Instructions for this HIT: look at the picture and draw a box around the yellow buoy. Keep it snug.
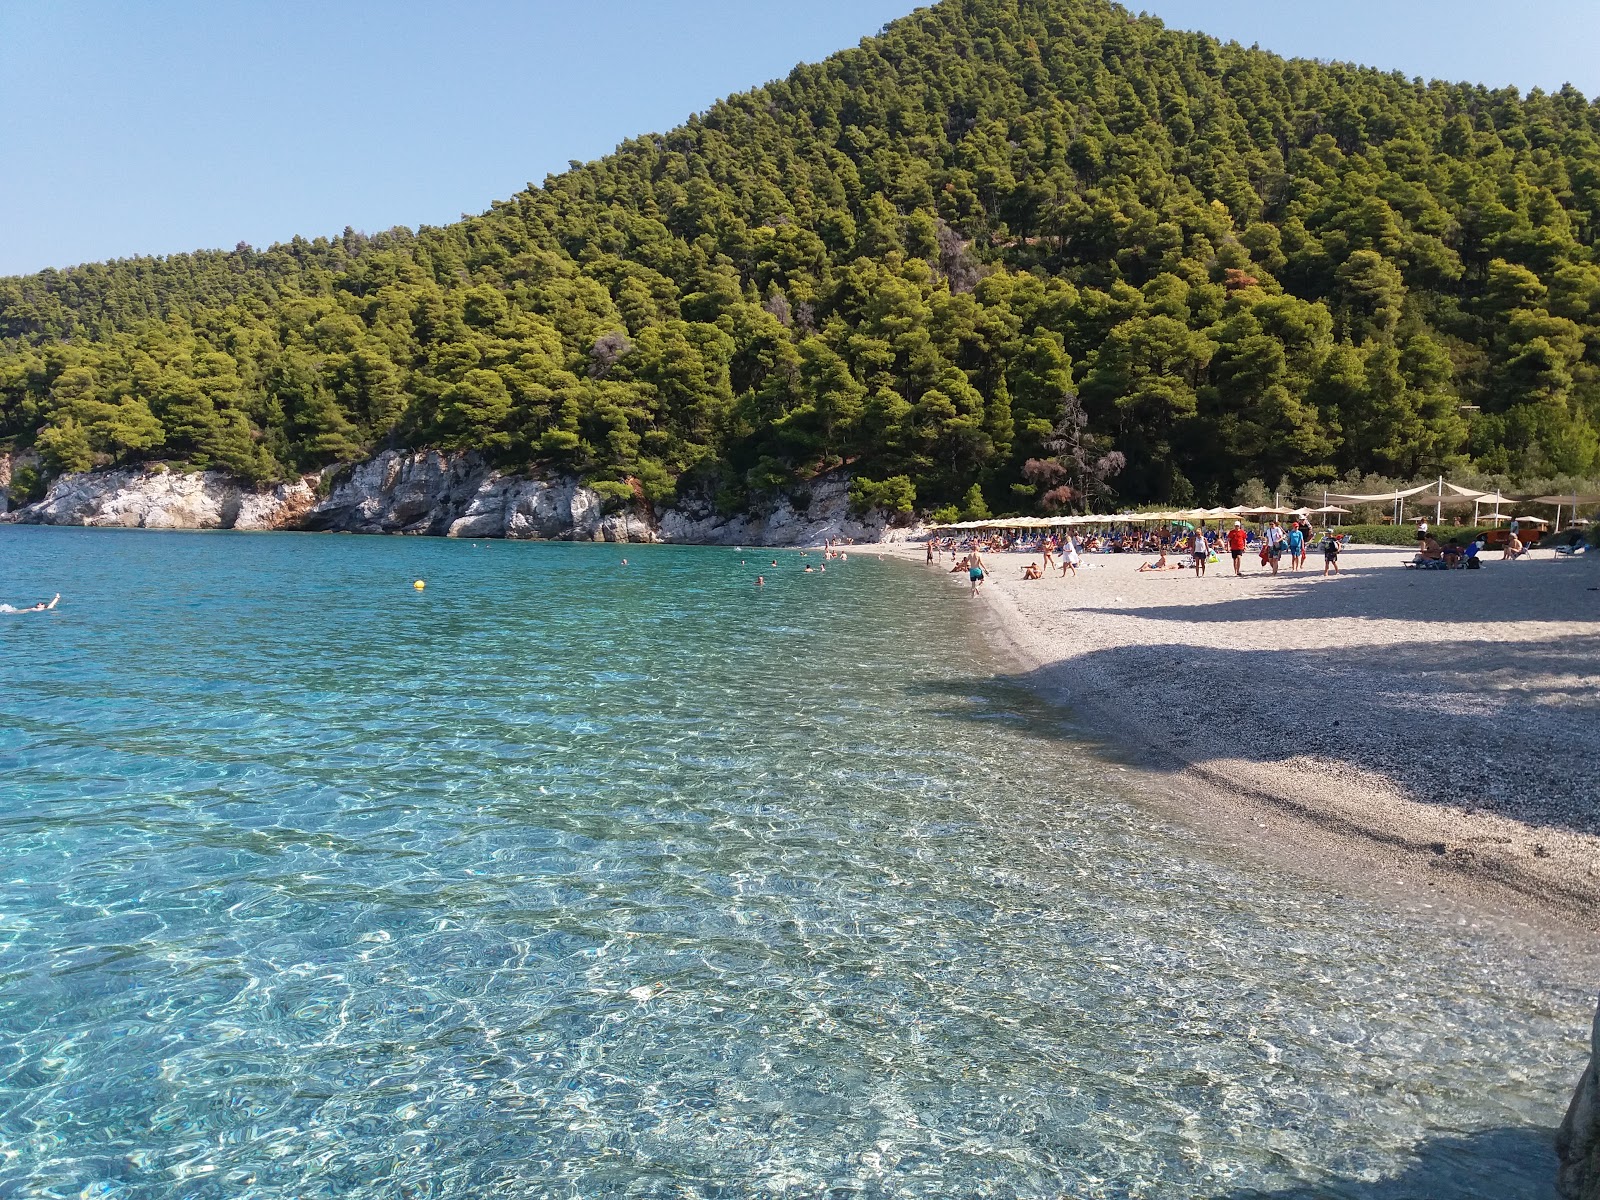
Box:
[413,579,425,590]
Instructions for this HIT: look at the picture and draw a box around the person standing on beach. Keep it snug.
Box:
[1321,533,1341,575]
[1040,537,1057,573]
[1191,529,1209,577]
[1286,522,1305,572]
[1226,522,1248,575]
[1060,534,1080,578]
[926,540,935,565]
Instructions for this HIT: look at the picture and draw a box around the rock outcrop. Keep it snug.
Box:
[3,449,915,545]
[1559,1000,1600,1199]
[9,465,317,530]
[300,449,656,542]
[657,472,892,546]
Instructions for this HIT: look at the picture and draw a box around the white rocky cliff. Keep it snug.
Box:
[3,449,909,545]
[7,465,318,530]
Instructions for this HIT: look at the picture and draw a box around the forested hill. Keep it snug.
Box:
[4,0,1599,518]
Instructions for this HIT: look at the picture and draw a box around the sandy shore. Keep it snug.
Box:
[869,540,1600,926]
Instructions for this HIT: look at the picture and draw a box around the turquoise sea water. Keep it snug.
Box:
[0,526,1592,1200]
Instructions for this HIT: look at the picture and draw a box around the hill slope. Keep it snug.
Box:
[3,0,1599,516]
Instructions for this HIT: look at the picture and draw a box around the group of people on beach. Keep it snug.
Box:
[938,516,1348,592]
[1181,518,1343,577]
[1408,517,1531,569]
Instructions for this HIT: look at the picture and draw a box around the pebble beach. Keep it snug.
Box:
[875,540,1600,926]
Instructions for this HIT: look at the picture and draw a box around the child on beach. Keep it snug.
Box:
[1321,534,1341,575]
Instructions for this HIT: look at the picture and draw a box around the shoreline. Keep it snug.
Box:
[865,541,1600,935]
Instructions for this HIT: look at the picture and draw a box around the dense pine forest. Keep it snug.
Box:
[3,0,1599,519]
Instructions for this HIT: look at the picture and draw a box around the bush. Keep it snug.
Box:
[1339,523,1499,546]
[587,479,636,509]
[6,464,44,505]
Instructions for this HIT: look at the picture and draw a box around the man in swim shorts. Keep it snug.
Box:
[1226,522,1248,575]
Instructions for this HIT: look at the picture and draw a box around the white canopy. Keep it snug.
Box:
[1324,483,1437,503]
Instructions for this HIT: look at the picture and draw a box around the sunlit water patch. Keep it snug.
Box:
[0,527,1590,1199]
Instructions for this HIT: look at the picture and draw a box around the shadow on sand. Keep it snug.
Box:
[1069,551,1599,628]
[921,627,1600,843]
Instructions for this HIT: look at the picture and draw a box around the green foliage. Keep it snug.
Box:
[1340,523,1499,546]
[849,475,917,515]
[960,483,991,521]
[3,0,1600,513]
[5,463,44,504]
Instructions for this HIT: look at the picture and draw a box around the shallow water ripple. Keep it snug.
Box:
[0,528,1590,1199]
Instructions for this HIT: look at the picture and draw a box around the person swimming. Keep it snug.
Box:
[0,593,59,613]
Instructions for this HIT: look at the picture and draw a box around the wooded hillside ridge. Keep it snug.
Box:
[3,0,1599,523]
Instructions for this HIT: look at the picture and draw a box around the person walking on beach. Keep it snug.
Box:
[1265,520,1285,576]
[1226,522,1248,575]
[1321,533,1341,575]
[1060,534,1080,578]
[967,548,989,596]
[1191,529,1209,577]
[1040,537,1057,573]
[1286,522,1305,572]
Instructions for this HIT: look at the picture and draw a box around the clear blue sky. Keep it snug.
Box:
[2,1,1596,277]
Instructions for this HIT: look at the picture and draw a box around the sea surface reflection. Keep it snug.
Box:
[0,527,1588,1198]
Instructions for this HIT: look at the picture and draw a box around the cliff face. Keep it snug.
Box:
[8,465,317,530]
[2,450,905,545]
[1560,1000,1600,1200]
